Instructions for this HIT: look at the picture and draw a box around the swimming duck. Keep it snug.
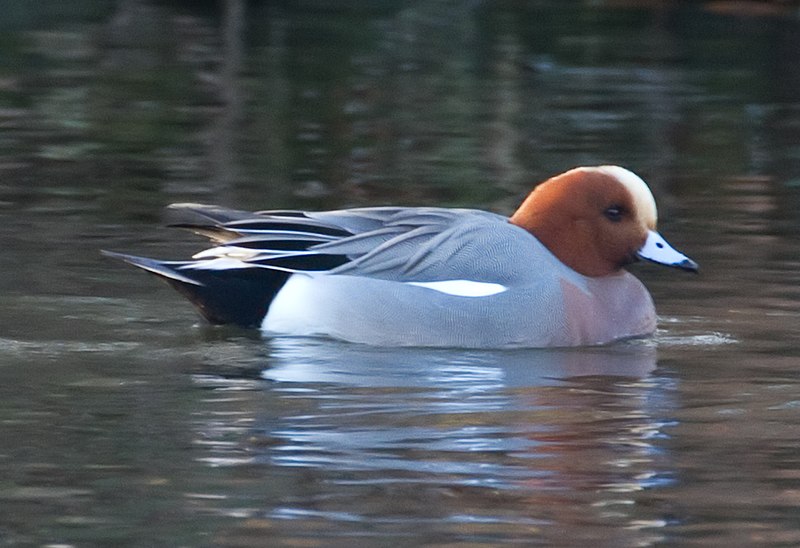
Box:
[104,165,697,348]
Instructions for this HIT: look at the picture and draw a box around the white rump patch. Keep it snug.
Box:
[407,280,508,297]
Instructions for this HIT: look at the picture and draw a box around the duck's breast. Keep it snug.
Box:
[558,271,656,346]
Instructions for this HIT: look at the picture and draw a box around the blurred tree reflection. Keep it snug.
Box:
[0,0,797,217]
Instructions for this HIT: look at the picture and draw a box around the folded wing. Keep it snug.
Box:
[104,203,524,327]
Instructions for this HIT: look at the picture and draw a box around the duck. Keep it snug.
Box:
[104,165,697,348]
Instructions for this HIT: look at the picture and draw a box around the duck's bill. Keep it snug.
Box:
[637,230,699,272]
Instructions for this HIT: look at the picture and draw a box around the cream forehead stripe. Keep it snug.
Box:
[595,165,658,228]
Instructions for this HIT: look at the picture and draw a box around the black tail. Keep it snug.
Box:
[102,251,290,327]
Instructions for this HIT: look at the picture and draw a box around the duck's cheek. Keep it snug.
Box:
[592,228,638,272]
[618,248,642,268]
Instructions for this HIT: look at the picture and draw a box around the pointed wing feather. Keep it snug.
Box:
[149,204,520,284]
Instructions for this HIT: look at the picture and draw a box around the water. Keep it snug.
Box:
[2,1,800,546]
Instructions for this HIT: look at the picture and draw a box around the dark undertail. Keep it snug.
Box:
[102,251,290,327]
[162,267,291,327]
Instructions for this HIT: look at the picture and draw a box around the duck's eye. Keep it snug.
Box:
[604,206,624,222]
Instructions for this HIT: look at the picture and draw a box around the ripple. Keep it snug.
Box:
[654,331,738,347]
[0,337,143,359]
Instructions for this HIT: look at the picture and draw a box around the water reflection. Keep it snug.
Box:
[190,339,677,544]
[262,337,658,385]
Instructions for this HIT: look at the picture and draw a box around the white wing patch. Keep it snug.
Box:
[407,280,508,297]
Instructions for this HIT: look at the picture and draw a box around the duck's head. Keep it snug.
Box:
[510,165,698,277]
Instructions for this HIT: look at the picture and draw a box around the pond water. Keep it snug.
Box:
[2,1,800,546]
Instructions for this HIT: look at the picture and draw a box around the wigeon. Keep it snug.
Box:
[105,165,697,348]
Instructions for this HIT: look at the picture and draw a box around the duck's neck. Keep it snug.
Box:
[509,188,621,278]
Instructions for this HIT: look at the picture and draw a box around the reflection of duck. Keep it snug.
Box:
[192,339,670,545]
[106,166,696,348]
[257,338,660,478]
[262,337,658,387]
